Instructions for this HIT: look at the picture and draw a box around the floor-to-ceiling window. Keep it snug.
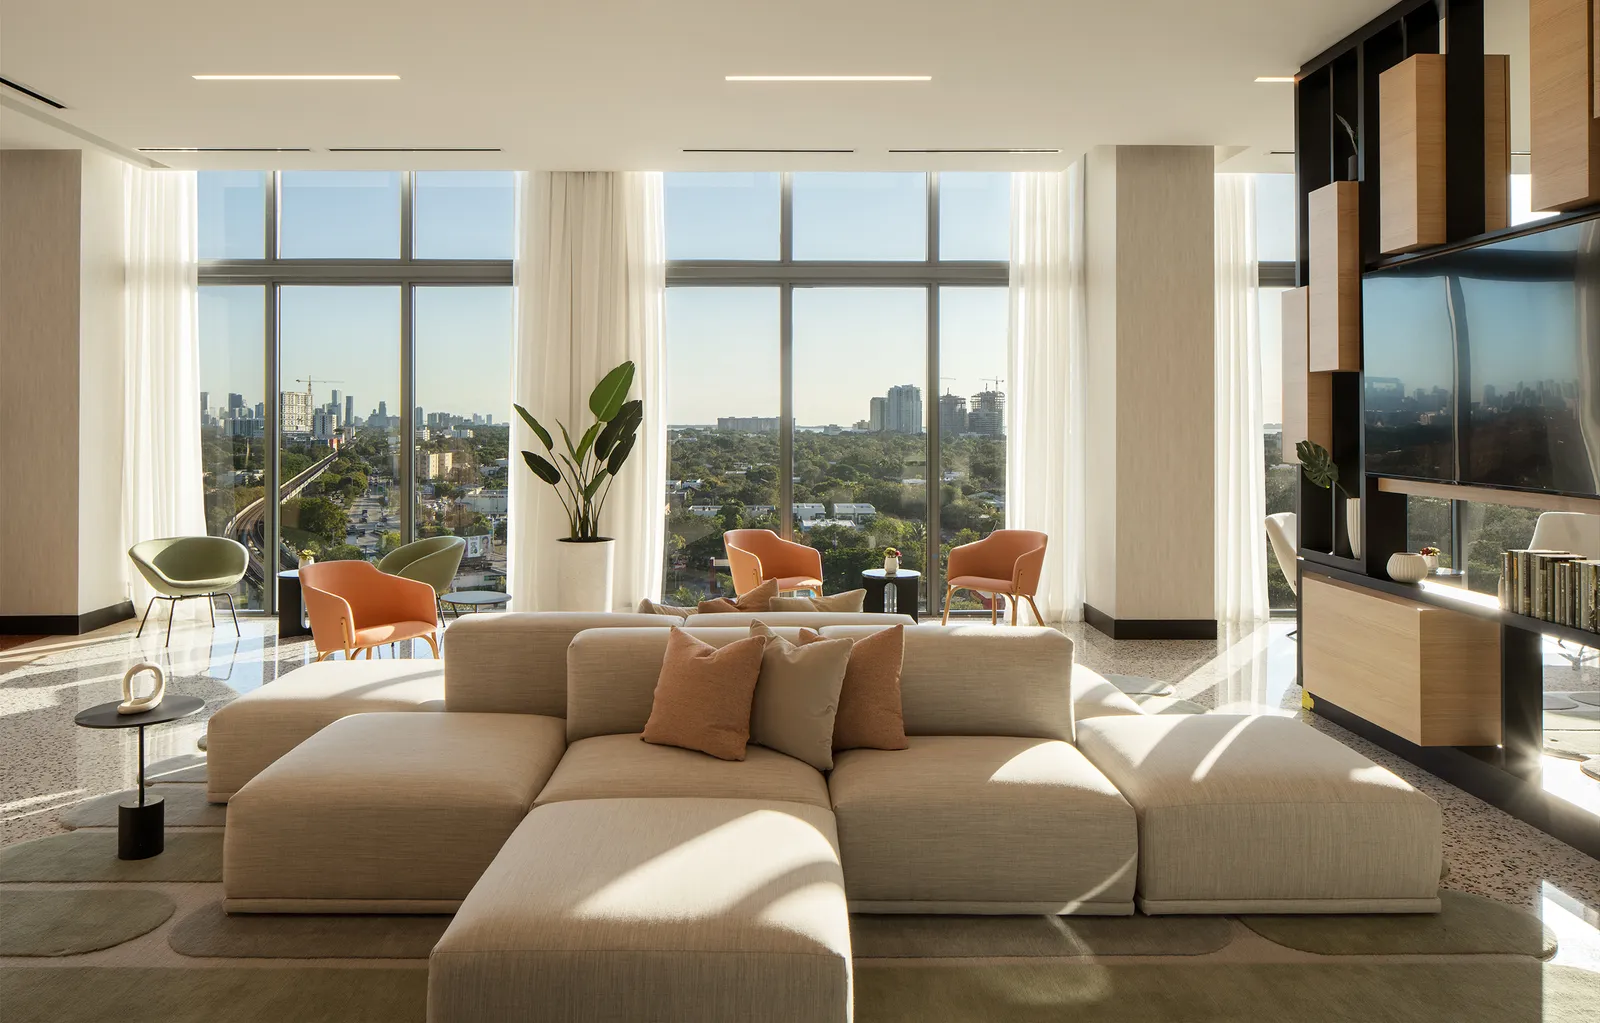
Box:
[196,170,514,613]
[662,172,1009,615]
[1257,173,1301,611]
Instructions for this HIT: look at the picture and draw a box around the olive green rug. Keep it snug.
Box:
[145,754,208,785]
[1546,730,1600,757]
[1241,890,1558,958]
[1127,694,1208,715]
[168,901,449,959]
[0,966,427,1023]
[0,831,223,883]
[853,961,1600,1022]
[59,786,226,829]
[0,890,174,956]
[850,913,1232,958]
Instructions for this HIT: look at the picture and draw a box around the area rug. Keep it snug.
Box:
[0,890,174,956]
[0,831,222,883]
[852,961,1600,1022]
[850,913,1231,958]
[1104,674,1174,696]
[59,787,225,829]
[1240,890,1557,958]
[1127,694,1208,715]
[0,965,427,1023]
[168,901,449,959]
[1546,731,1600,758]
[146,754,208,785]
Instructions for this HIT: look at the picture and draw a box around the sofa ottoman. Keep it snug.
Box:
[206,659,444,801]
[224,712,564,913]
[429,797,851,1023]
[1075,714,1443,914]
[828,735,1137,915]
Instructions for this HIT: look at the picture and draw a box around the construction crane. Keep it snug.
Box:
[292,377,346,402]
[981,376,1006,393]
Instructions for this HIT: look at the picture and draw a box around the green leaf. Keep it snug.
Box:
[606,432,637,476]
[575,421,601,464]
[559,422,579,462]
[588,362,636,422]
[583,474,606,500]
[514,404,553,451]
[521,450,561,486]
[1295,440,1339,490]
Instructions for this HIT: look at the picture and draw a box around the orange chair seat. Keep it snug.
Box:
[776,576,823,593]
[353,621,438,647]
[948,574,1019,594]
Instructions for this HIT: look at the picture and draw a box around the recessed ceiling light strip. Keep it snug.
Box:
[1254,76,1296,83]
[138,147,314,152]
[725,75,930,82]
[328,147,502,152]
[0,75,66,109]
[683,148,856,154]
[888,148,1060,154]
[192,74,400,81]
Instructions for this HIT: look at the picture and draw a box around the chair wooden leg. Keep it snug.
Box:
[424,632,441,659]
[1024,595,1043,626]
[364,646,374,659]
[990,597,998,625]
[315,650,331,663]
[1010,595,1019,626]
[941,586,955,625]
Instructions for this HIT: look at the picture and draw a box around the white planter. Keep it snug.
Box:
[553,538,615,612]
[1386,552,1429,584]
[883,556,899,575]
[1345,497,1362,559]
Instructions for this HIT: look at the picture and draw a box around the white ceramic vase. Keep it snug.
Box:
[1386,552,1429,584]
[553,537,615,612]
[298,555,314,569]
[1346,497,1362,559]
[884,556,899,575]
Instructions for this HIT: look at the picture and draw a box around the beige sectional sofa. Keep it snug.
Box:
[215,612,1443,1023]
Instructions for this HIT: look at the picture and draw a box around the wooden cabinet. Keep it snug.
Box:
[1380,55,1446,254]
[1532,0,1600,211]
[1301,573,1503,746]
[1280,287,1332,460]
[1309,181,1360,371]
[1485,54,1512,232]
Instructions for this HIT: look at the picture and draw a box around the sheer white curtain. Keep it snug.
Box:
[1214,173,1268,622]
[121,166,205,606]
[509,172,666,610]
[1006,166,1088,622]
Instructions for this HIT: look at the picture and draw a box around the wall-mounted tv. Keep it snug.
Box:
[1363,217,1600,499]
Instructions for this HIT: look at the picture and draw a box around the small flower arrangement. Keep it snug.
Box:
[1418,546,1441,571]
[297,548,316,567]
[884,547,901,559]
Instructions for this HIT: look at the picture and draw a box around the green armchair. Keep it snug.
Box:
[128,536,250,647]
[378,536,467,604]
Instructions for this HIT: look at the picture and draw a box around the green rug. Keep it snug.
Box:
[0,966,427,1023]
[0,890,174,956]
[1546,730,1600,757]
[60,787,225,829]
[168,901,449,959]
[1241,890,1558,958]
[0,831,222,883]
[853,961,1600,1022]
[146,754,208,785]
[850,913,1231,958]
[1128,694,1208,715]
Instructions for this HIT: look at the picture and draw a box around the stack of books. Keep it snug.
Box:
[1501,549,1600,630]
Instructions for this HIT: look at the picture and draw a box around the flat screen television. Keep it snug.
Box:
[1363,217,1600,498]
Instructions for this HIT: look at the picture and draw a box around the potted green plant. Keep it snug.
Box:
[1296,440,1360,559]
[514,361,643,611]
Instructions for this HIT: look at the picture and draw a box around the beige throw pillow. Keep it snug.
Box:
[769,588,867,613]
[798,624,908,751]
[697,577,779,614]
[637,598,693,619]
[641,629,766,761]
[747,622,852,771]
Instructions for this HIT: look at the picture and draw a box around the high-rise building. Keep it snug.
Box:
[938,392,968,435]
[415,406,424,429]
[968,389,1005,437]
[868,397,887,433]
[200,391,209,416]
[377,401,389,421]
[885,384,923,434]
[330,389,341,413]
[344,395,355,427]
[716,416,780,433]
[280,390,313,433]
[229,393,245,412]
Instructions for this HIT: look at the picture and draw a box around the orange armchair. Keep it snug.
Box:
[723,529,823,597]
[298,560,441,662]
[943,529,1048,626]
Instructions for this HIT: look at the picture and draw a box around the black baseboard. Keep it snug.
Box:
[0,600,134,636]
[1083,603,1218,641]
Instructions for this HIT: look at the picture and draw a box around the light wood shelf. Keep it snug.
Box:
[1376,476,1600,514]
[1309,181,1360,371]
[1380,54,1447,254]
[1531,0,1600,211]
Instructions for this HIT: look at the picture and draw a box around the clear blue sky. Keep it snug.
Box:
[199,169,1300,428]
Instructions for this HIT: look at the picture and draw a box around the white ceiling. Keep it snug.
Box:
[0,0,1526,172]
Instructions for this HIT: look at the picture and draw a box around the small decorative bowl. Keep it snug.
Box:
[1387,552,1429,584]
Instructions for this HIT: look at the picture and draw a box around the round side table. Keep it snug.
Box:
[440,590,512,619]
[861,568,921,621]
[73,695,206,860]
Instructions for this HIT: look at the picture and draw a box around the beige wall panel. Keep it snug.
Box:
[1083,146,1120,617]
[77,150,127,614]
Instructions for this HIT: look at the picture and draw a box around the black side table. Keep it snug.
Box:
[861,568,921,622]
[74,695,206,859]
[277,570,312,639]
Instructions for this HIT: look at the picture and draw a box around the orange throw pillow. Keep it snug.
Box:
[697,577,779,614]
[641,628,766,760]
[800,625,908,751]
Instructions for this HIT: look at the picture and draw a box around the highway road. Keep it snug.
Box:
[225,452,338,592]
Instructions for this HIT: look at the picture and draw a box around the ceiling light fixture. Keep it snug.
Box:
[683,148,856,153]
[725,75,930,82]
[138,146,313,152]
[192,74,400,81]
[1254,76,1295,83]
[889,148,1059,154]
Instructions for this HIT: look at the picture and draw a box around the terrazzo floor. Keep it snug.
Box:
[2,609,1599,975]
